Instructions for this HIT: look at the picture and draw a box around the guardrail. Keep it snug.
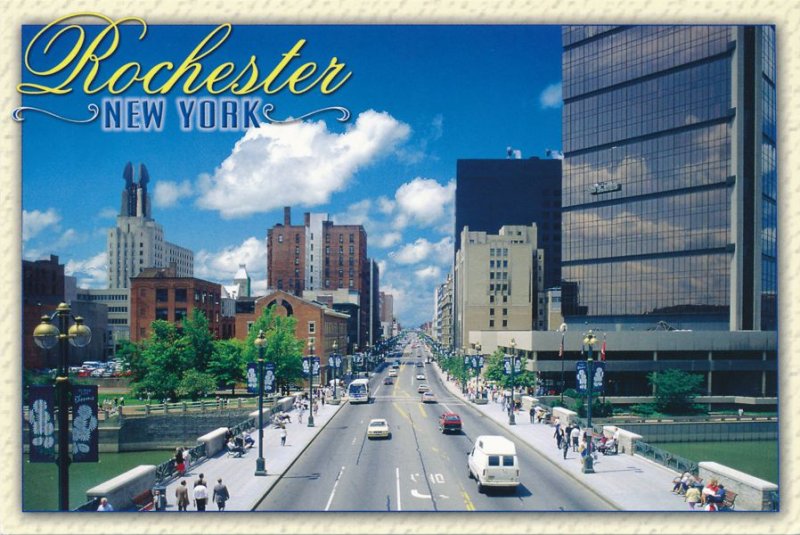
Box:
[634,440,698,474]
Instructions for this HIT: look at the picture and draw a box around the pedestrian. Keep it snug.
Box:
[685,485,701,510]
[562,434,569,459]
[175,447,186,476]
[529,406,535,423]
[193,480,208,511]
[554,423,563,449]
[175,480,190,511]
[97,497,114,511]
[194,473,207,488]
[570,426,580,452]
[280,426,287,446]
[212,478,230,511]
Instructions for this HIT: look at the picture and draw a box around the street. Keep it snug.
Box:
[256,341,612,512]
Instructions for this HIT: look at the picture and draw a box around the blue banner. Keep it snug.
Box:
[72,385,98,463]
[575,361,605,394]
[264,363,276,394]
[28,385,55,463]
[246,363,258,394]
[503,357,522,375]
[302,357,320,377]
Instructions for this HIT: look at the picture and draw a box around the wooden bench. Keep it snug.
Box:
[131,489,154,511]
[722,490,737,511]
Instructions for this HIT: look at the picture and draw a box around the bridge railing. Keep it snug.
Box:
[634,440,698,474]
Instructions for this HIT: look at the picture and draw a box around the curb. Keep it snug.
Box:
[251,401,347,510]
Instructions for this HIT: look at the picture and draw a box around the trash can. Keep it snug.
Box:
[152,486,167,511]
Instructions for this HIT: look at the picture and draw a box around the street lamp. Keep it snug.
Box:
[253,330,268,476]
[508,338,517,426]
[307,340,315,427]
[330,340,340,400]
[582,330,597,474]
[33,303,92,511]
[559,323,568,404]
[474,343,483,399]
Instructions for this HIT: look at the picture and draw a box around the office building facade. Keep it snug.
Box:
[561,25,777,331]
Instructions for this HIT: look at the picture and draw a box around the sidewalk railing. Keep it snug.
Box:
[634,440,698,474]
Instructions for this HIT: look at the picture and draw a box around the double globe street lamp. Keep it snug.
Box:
[505,338,519,426]
[253,330,268,476]
[32,303,92,511]
[330,340,342,400]
[582,330,598,474]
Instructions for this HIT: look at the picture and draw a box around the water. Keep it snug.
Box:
[23,450,171,511]
[656,440,778,484]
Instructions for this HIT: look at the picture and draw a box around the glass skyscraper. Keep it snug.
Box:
[561,25,776,331]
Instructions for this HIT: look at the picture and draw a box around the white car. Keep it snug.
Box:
[416,373,426,380]
[367,418,391,439]
[421,392,437,403]
[417,383,430,393]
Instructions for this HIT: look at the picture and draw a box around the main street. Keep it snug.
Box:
[256,338,613,512]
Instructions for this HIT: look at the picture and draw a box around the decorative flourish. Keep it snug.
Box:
[262,103,351,124]
[11,103,99,124]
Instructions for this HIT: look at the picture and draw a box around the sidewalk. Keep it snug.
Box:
[158,400,343,512]
[431,363,705,512]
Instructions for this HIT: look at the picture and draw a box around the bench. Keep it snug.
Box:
[722,490,737,511]
[132,489,154,511]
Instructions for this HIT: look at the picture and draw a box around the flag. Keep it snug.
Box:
[600,337,607,361]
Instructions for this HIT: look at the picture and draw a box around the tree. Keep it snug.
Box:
[208,339,247,395]
[116,339,143,380]
[647,368,705,414]
[129,320,192,401]
[182,309,214,372]
[178,369,217,401]
[483,348,537,390]
[241,307,304,395]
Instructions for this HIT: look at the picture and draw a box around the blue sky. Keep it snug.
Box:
[21,18,564,327]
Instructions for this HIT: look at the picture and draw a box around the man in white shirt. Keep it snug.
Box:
[193,481,208,511]
[97,497,113,511]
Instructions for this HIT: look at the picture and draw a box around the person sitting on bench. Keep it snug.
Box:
[243,432,255,448]
[227,438,245,457]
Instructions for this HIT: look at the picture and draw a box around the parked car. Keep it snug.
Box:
[367,418,391,439]
[439,412,462,433]
[421,392,437,403]
[91,368,105,377]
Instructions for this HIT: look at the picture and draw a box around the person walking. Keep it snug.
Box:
[570,425,580,452]
[212,478,230,511]
[280,425,287,446]
[194,473,207,488]
[175,480,190,511]
[193,480,208,511]
[529,406,535,423]
[554,422,563,449]
[562,434,569,459]
[175,447,186,476]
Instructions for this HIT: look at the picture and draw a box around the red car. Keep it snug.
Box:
[438,412,462,434]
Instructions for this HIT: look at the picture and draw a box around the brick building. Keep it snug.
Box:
[266,206,378,348]
[235,290,349,382]
[129,265,223,342]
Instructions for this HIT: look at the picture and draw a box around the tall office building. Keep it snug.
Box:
[455,157,562,288]
[107,162,194,289]
[561,25,776,331]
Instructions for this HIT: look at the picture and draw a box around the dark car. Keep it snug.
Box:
[438,412,462,434]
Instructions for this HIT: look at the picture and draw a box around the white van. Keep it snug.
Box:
[467,435,519,492]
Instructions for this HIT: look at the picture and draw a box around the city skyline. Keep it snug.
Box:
[21,21,564,327]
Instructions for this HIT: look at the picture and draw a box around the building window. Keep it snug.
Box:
[175,288,187,302]
[339,234,344,243]
[295,233,300,243]
[156,288,168,302]
[155,307,169,320]
[277,279,283,290]
[325,279,330,288]
[349,245,354,255]
[503,260,508,268]
[490,272,495,280]
[278,234,284,243]
[489,295,495,303]
[503,295,508,303]
[325,246,330,255]
[503,308,508,315]
[308,321,316,334]
[489,308,495,316]
[294,258,300,265]
[325,234,330,243]
[490,260,495,268]
[349,233,354,243]
[174,308,187,321]
[295,246,300,254]
[502,320,508,327]
[349,279,354,288]
[489,319,494,327]
[247,321,254,333]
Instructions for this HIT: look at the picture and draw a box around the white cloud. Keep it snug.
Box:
[196,110,410,218]
[377,232,402,248]
[377,196,395,215]
[332,199,372,226]
[194,237,267,284]
[539,82,563,109]
[393,178,455,229]
[23,209,60,241]
[154,180,193,208]
[389,236,453,266]
[65,252,107,288]
[546,149,564,160]
[414,265,441,281]
[97,207,118,219]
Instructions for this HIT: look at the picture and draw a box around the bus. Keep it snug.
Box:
[347,378,370,404]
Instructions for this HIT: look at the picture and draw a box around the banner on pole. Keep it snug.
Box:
[72,385,99,463]
[246,363,258,394]
[264,363,276,393]
[28,385,55,463]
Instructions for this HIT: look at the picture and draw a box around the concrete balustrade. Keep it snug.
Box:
[699,461,778,511]
[552,406,578,426]
[86,465,156,511]
[197,427,229,457]
[602,425,642,455]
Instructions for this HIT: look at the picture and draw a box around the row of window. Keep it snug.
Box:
[488,319,509,328]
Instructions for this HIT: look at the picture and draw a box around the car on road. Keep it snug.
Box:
[388,369,397,377]
[467,435,519,493]
[417,383,430,393]
[438,412,462,433]
[367,418,391,439]
[383,376,394,385]
[415,373,425,380]
[421,391,437,403]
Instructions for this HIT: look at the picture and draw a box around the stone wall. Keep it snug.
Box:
[699,461,778,511]
[117,410,254,451]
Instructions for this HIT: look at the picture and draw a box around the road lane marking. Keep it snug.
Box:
[411,489,432,499]
[324,466,346,511]
[418,403,427,418]
[396,467,402,511]
[351,436,357,445]
[462,489,475,511]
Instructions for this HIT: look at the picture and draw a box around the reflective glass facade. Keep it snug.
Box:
[561,25,777,330]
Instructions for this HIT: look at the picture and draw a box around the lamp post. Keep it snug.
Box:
[474,343,483,399]
[559,323,568,404]
[33,303,92,511]
[330,340,340,400]
[307,340,315,427]
[582,330,597,474]
[508,338,517,426]
[253,330,268,476]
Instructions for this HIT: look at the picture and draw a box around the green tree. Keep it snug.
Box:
[482,348,537,390]
[208,338,247,395]
[647,368,705,414]
[129,320,192,401]
[241,307,304,395]
[116,339,143,379]
[182,309,214,372]
[178,369,217,400]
